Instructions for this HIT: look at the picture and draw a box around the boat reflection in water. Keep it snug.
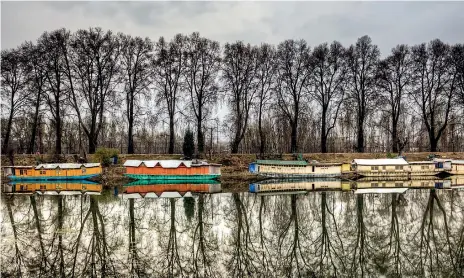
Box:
[2,180,102,195]
[120,180,222,199]
[249,176,464,194]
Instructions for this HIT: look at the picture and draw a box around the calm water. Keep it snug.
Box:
[1,186,464,277]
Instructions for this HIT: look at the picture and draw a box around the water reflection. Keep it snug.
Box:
[2,180,464,277]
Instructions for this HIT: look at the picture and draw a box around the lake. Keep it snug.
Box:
[1,183,464,277]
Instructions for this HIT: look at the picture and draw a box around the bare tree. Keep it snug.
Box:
[119,34,153,154]
[376,44,412,153]
[1,47,28,153]
[346,35,380,153]
[255,43,277,155]
[275,39,312,153]
[65,27,121,154]
[152,34,186,154]
[410,40,458,152]
[222,41,257,153]
[184,32,221,154]
[39,29,70,156]
[310,41,347,153]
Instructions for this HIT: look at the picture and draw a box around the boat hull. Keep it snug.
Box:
[124,174,220,181]
[7,174,100,181]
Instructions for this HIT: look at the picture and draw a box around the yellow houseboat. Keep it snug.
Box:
[5,163,102,181]
[408,161,437,176]
[248,160,345,178]
[450,160,464,175]
[351,158,409,178]
[2,180,102,195]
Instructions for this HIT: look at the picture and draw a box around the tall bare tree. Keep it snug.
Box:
[222,41,257,154]
[376,44,412,153]
[65,27,121,154]
[310,41,347,153]
[119,34,153,154]
[275,39,312,153]
[255,43,277,155]
[346,35,380,153]
[39,29,70,155]
[21,42,47,154]
[152,34,186,154]
[184,32,221,154]
[1,47,28,153]
[410,40,458,152]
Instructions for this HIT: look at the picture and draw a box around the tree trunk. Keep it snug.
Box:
[55,112,62,155]
[88,132,97,154]
[430,136,438,152]
[197,121,204,154]
[321,108,328,153]
[2,110,14,154]
[356,115,364,153]
[392,122,399,153]
[28,91,42,154]
[231,139,240,154]
[258,105,265,155]
[290,120,298,153]
[168,115,175,154]
[128,117,134,154]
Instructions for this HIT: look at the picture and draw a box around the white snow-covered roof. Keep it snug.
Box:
[144,193,159,198]
[452,160,464,164]
[355,188,408,194]
[35,163,100,170]
[123,160,201,168]
[159,192,182,198]
[352,158,408,166]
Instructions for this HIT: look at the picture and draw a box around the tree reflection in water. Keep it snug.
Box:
[2,189,464,277]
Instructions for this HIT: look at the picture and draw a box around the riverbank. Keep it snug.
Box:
[2,152,464,190]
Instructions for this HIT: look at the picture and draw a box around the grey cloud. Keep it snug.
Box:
[2,1,463,54]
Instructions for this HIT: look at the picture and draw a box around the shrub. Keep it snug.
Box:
[94,148,119,166]
[183,129,195,159]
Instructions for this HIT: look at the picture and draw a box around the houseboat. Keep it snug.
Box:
[2,180,102,195]
[409,161,437,176]
[123,160,221,180]
[121,181,221,199]
[248,160,348,178]
[4,163,102,181]
[450,160,464,175]
[351,158,409,178]
[249,178,351,194]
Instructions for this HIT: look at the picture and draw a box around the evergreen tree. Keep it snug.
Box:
[183,128,195,159]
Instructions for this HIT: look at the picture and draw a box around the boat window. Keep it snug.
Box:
[395,166,403,170]
[19,169,23,175]
[395,182,403,187]
[82,168,86,173]
[371,183,378,187]
[382,166,386,170]
[40,170,46,175]
[371,166,379,171]
[312,166,315,172]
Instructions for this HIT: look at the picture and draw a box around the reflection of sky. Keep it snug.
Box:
[2,190,463,277]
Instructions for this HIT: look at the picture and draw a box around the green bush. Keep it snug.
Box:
[183,129,195,159]
[94,148,119,166]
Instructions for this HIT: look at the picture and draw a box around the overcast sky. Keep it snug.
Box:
[2,1,464,55]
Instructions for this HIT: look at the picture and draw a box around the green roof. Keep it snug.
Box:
[256,160,308,166]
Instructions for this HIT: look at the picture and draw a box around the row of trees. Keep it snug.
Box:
[2,27,464,155]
